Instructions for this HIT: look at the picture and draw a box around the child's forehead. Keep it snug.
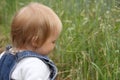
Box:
[51,27,62,38]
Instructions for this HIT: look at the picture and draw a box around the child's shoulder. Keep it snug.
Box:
[17,57,50,68]
[12,57,50,79]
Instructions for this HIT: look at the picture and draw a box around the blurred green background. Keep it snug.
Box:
[0,0,120,80]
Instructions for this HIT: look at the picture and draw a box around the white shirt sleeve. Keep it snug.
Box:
[11,57,50,80]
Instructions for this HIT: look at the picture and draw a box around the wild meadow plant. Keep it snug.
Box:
[0,0,120,80]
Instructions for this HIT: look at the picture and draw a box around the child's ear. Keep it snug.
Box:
[31,36,38,48]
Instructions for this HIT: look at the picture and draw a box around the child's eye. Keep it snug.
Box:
[52,40,56,44]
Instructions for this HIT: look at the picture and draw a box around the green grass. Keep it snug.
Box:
[0,0,120,80]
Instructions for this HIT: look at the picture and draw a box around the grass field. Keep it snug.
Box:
[0,0,120,80]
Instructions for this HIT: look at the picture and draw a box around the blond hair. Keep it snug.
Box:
[11,2,62,48]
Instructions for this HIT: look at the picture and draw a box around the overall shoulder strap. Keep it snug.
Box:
[0,46,16,80]
[16,51,48,61]
[16,51,57,80]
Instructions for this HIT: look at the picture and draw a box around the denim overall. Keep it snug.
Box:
[0,46,57,80]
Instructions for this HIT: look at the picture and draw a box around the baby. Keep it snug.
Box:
[0,2,62,80]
